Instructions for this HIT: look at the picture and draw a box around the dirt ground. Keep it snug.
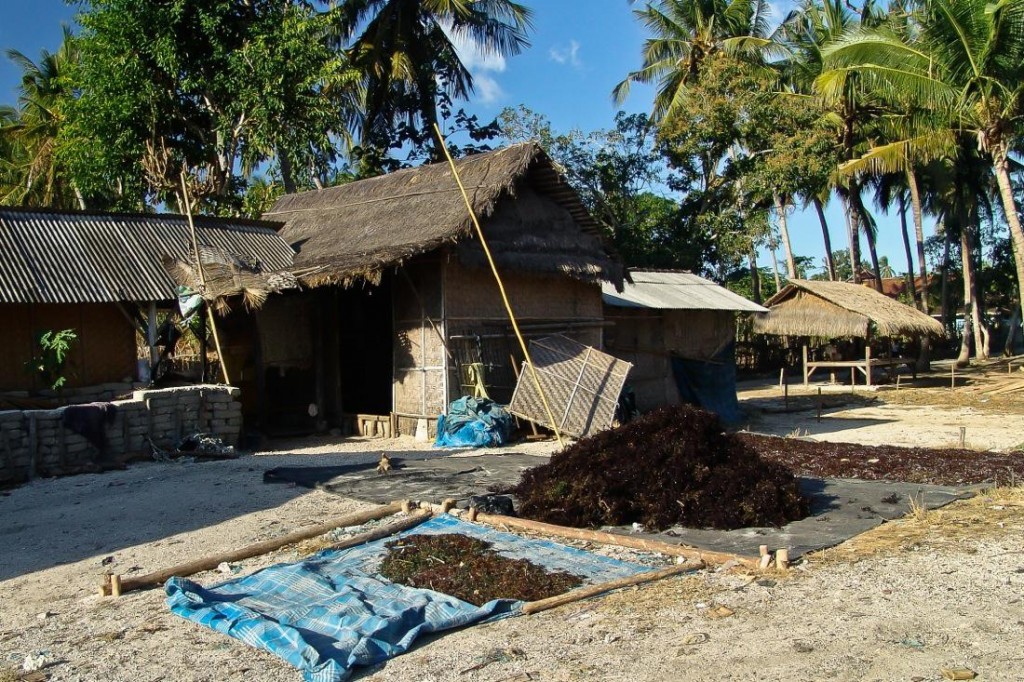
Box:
[2,385,1024,682]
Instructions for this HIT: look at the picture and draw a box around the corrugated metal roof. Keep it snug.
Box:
[601,270,767,313]
[0,207,293,304]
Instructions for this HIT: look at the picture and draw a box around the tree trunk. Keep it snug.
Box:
[906,168,929,313]
[768,240,782,294]
[813,197,836,280]
[861,203,883,292]
[940,223,952,334]
[967,226,989,360]
[957,229,973,367]
[73,183,87,211]
[278,148,297,194]
[748,246,762,304]
[993,153,1024,332]
[774,193,796,279]
[898,193,917,303]
[844,190,863,282]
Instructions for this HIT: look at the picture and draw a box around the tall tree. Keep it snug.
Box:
[335,0,532,168]
[64,0,360,210]
[613,0,775,123]
[821,0,1024,333]
[1,27,82,208]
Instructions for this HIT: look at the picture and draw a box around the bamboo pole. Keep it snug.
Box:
[521,560,705,615]
[100,502,407,596]
[470,510,757,567]
[432,125,564,447]
[179,171,231,385]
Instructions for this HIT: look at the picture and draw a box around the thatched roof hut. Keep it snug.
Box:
[265,142,623,287]
[753,279,945,338]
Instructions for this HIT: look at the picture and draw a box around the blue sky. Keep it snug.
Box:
[0,0,929,276]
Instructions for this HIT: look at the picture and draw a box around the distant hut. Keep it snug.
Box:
[753,279,945,386]
[261,143,623,436]
[602,270,766,421]
[0,207,293,404]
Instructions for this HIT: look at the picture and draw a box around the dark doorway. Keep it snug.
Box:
[337,274,394,415]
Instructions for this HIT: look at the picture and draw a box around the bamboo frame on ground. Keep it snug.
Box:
[100,502,410,597]
[415,503,758,568]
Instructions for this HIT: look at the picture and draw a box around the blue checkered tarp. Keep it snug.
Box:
[166,515,647,682]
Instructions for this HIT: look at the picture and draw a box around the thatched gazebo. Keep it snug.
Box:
[753,279,945,386]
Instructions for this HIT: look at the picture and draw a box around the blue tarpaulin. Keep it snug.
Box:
[434,396,513,448]
[167,515,647,682]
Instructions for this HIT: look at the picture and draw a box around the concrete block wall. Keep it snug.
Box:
[0,385,242,486]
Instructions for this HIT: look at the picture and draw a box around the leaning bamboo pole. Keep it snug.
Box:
[179,171,231,385]
[432,125,564,447]
[100,502,411,597]
[521,560,705,615]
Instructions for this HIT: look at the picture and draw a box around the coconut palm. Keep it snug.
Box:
[1,26,82,208]
[820,0,1024,330]
[613,0,776,122]
[332,0,532,162]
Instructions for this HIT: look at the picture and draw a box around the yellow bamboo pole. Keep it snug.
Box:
[179,171,231,385]
[432,125,564,447]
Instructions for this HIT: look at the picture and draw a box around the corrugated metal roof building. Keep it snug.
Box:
[0,207,293,393]
[0,207,293,304]
[602,270,764,415]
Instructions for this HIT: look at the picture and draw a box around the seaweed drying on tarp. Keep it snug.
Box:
[511,405,809,531]
[378,534,583,606]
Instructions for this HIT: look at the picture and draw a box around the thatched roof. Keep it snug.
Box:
[753,279,945,338]
[162,247,303,313]
[265,143,623,287]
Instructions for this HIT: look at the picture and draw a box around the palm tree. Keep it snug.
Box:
[821,0,1024,333]
[777,0,883,286]
[332,0,532,163]
[613,0,775,122]
[1,27,82,208]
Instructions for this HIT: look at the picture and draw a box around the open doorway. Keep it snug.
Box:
[337,274,394,416]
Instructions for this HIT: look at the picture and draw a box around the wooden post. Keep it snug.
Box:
[959,426,966,448]
[816,387,822,423]
[865,345,872,386]
[802,345,809,386]
[147,302,159,373]
[775,548,790,570]
[951,363,956,390]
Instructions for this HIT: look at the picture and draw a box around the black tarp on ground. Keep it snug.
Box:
[264,451,971,559]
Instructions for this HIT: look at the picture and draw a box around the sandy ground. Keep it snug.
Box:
[2,399,1023,682]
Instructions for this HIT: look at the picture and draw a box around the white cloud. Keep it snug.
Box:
[473,73,505,104]
[549,40,582,68]
[441,23,508,105]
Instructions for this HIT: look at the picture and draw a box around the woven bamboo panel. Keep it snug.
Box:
[509,335,632,439]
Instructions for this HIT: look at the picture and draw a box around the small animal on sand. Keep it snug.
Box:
[376,452,392,475]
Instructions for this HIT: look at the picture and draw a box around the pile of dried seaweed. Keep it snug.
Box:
[378,534,582,606]
[511,405,809,531]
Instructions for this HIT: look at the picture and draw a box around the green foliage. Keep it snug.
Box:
[499,107,712,271]
[62,0,361,210]
[25,329,77,391]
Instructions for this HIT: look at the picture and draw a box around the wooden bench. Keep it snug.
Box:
[802,346,916,387]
